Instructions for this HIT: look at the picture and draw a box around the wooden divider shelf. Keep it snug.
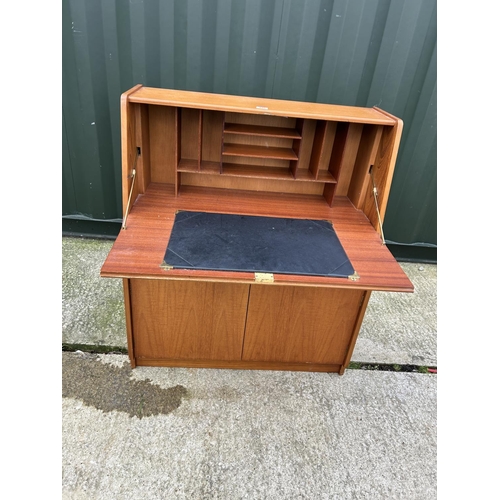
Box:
[223,123,302,139]
[222,143,298,161]
[222,163,294,180]
[101,85,413,374]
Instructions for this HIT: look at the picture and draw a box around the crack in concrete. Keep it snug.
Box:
[62,353,188,418]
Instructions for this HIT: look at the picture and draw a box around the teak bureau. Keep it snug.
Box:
[101,85,413,374]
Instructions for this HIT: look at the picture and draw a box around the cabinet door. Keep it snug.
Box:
[242,285,365,365]
[130,279,249,361]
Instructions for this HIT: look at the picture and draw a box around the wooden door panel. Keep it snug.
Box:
[242,285,364,364]
[131,279,249,361]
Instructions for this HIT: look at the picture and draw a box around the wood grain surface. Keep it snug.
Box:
[101,183,413,292]
[242,285,365,364]
[128,86,396,125]
[130,279,249,361]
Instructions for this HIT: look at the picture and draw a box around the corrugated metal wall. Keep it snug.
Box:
[62,0,437,261]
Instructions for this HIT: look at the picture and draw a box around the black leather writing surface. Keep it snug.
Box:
[163,211,355,278]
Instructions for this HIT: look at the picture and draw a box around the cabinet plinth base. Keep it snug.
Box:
[133,357,343,373]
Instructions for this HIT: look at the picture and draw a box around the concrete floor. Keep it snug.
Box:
[62,236,437,499]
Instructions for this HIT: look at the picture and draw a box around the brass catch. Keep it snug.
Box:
[255,272,274,283]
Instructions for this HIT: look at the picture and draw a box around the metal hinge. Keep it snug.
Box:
[348,271,360,281]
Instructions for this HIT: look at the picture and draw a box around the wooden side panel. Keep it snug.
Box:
[242,285,365,364]
[340,291,371,374]
[149,105,177,184]
[130,280,249,361]
[123,278,136,368]
[362,115,404,230]
[120,84,142,217]
[135,104,151,194]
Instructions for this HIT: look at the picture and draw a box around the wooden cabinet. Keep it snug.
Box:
[101,85,413,375]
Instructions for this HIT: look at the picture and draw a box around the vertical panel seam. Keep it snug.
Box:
[240,284,253,360]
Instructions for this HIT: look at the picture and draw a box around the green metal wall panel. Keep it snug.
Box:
[62,0,437,261]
